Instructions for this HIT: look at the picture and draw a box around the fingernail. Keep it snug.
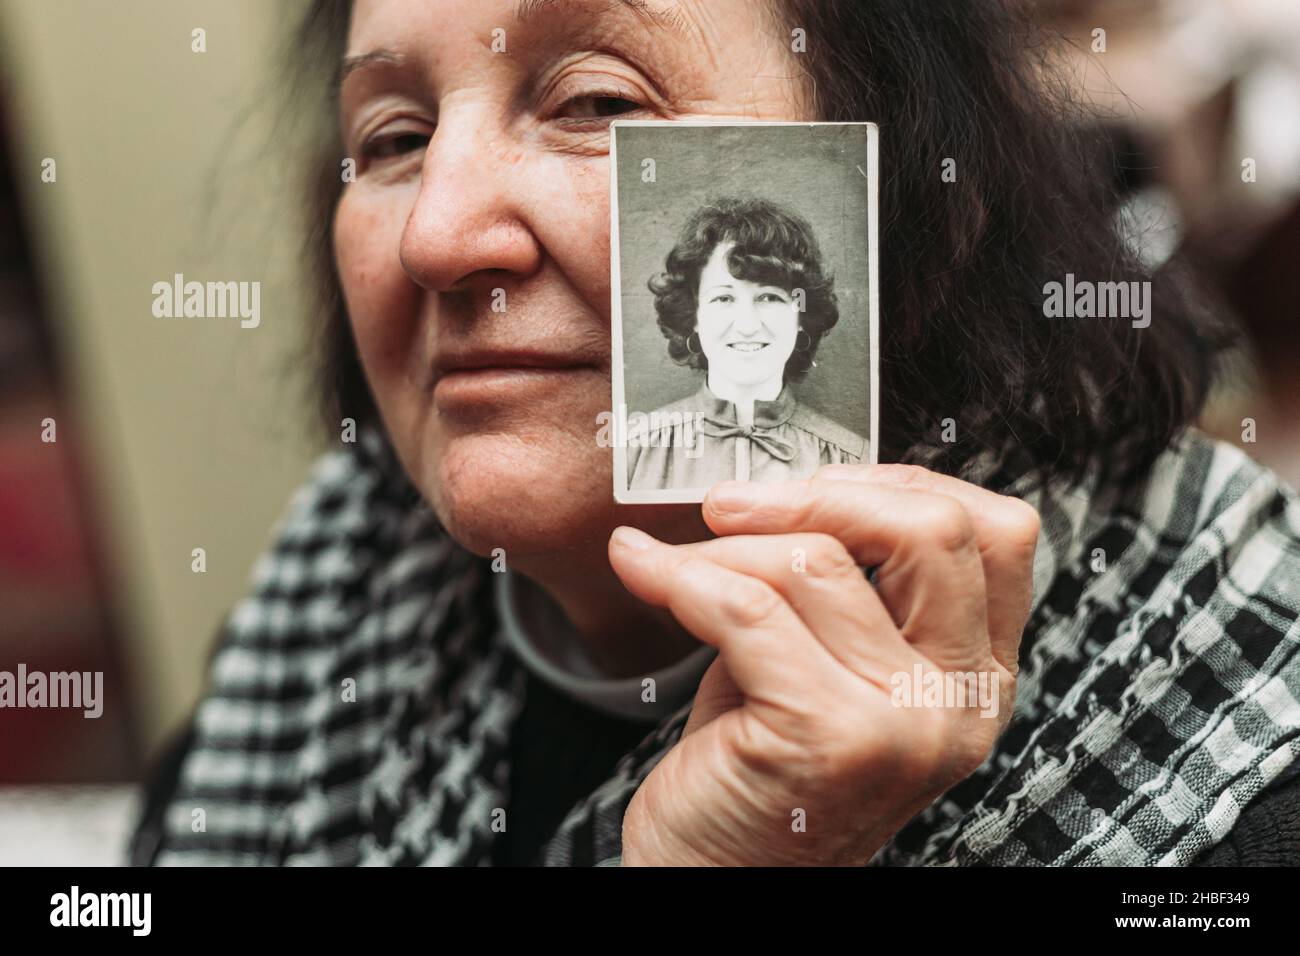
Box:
[611,525,656,551]
[706,481,765,514]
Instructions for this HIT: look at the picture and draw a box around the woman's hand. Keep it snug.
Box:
[607,464,1040,866]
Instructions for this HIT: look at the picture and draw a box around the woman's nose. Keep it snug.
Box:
[731,297,761,334]
[398,107,542,295]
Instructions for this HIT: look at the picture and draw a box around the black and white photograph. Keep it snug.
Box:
[610,121,879,504]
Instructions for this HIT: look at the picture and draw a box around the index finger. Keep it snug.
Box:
[703,470,1036,672]
[702,477,991,675]
[813,464,1040,669]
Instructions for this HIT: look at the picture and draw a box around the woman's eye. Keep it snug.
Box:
[711,294,734,304]
[758,292,789,303]
[558,94,643,121]
[363,131,430,161]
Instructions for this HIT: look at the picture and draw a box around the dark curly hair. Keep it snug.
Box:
[288,0,1234,491]
[648,197,838,382]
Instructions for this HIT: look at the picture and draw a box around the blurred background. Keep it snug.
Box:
[0,0,315,862]
[0,0,1297,863]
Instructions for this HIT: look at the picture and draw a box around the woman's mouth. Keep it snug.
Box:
[727,342,770,353]
[430,348,603,409]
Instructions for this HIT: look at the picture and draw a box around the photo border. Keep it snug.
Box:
[609,120,880,504]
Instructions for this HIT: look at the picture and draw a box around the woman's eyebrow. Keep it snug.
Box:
[337,0,685,92]
[338,49,406,87]
[334,49,414,105]
[514,0,689,37]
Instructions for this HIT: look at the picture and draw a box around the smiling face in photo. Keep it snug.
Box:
[695,242,800,394]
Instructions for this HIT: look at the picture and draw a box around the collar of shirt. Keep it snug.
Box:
[692,381,798,430]
[493,567,716,723]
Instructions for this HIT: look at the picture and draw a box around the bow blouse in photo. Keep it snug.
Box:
[625,383,869,490]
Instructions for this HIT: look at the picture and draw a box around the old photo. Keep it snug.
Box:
[610,121,879,504]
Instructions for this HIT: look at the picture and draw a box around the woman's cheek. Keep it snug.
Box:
[333,186,421,386]
[777,307,799,353]
[538,153,613,315]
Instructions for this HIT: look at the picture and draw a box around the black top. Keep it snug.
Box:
[490,667,654,866]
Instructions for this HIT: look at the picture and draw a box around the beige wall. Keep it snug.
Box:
[0,0,319,758]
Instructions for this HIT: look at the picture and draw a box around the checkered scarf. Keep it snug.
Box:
[148,426,1300,866]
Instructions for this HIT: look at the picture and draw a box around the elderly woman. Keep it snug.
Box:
[131,0,1300,867]
[627,197,868,491]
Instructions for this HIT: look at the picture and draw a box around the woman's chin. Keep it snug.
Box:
[710,367,787,392]
[423,432,616,561]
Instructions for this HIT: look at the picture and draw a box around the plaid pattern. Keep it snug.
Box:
[149,427,1300,866]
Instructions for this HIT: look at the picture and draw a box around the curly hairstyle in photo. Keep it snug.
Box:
[288,0,1234,490]
[647,197,838,383]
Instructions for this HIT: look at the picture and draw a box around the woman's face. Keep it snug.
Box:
[695,241,800,392]
[334,0,809,563]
